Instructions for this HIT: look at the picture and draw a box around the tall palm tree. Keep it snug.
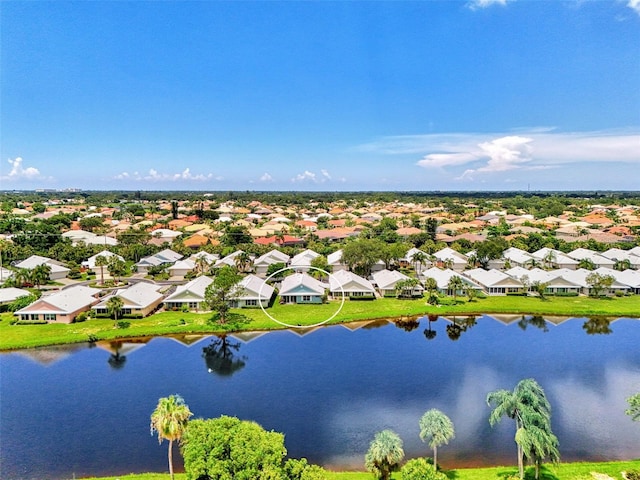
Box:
[150,394,193,480]
[447,275,464,303]
[95,255,109,285]
[106,296,124,328]
[365,429,404,480]
[419,409,455,470]
[487,378,557,480]
[410,250,428,275]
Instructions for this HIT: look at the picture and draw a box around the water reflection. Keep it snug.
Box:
[1,315,639,479]
[583,317,613,335]
[202,335,247,377]
[394,317,420,332]
[518,315,549,332]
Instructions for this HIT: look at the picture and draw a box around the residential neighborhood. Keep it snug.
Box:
[1,192,640,324]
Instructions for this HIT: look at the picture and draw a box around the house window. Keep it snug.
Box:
[188,302,198,309]
[302,295,311,302]
[44,314,56,321]
[245,299,258,306]
[30,314,39,321]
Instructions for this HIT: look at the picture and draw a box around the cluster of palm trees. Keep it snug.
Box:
[366,378,559,480]
[365,409,454,480]
[4,263,51,289]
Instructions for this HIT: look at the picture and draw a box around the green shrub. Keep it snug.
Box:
[401,458,447,480]
[615,290,625,297]
[75,311,88,323]
[626,470,640,480]
[116,320,130,329]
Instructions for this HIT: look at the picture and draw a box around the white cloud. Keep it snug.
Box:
[467,0,511,10]
[259,172,273,182]
[114,168,221,182]
[291,169,336,183]
[1,157,43,181]
[628,0,640,15]
[399,129,640,180]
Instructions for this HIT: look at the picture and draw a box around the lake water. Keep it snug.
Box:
[1,315,639,479]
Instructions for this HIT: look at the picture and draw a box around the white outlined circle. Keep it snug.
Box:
[257,266,345,329]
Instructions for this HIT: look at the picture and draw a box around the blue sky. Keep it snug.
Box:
[1,0,639,191]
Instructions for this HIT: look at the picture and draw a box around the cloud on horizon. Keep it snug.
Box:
[359,128,640,182]
[115,168,222,182]
[1,157,45,182]
[291,169,345,184]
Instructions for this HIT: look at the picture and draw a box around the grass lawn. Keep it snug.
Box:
[1,294,639,350]
[77,460,640,479]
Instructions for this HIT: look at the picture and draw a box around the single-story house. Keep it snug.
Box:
[505,266,582,295]
[13,255,70,280]
[82,250,125,274]
[531,248,579,270]
[600,248,640,269]
[372,269,423,298]
[327,250,348,272]
[214,250,246,269]
[566,248,616,269]
[254,250,291,277]
[15,285,101,323]
[279,273,328,304]
[0,287,31,306]
[501,247,535,268]
[432,247,468,272]
[136,249,183,273]
[167,259,196,279]
[329,269,376,300]
[62,229,118,246]
[92,282,164,318]
[463,268,524,295]
[163,275,214,311]
[230,274,275,308]
[289,249,321,272]
[0,267,14,284]
[420,267,482,295]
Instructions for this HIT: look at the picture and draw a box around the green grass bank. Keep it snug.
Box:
[2,295,639,351]
[79,460,640,480]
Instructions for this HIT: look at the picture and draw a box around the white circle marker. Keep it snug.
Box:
[257,266,345,329]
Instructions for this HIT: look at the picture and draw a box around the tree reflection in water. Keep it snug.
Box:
[582,316,613,335]
[445,316,477,341]
[423,315,437,340]
[394,317,420,332]
[518,315,549,332]
[202,335,247,377]
[107,342,127,370]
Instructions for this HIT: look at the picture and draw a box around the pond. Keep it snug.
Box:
[1,314,639,479]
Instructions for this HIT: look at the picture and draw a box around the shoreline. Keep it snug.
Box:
[2,294,640,351]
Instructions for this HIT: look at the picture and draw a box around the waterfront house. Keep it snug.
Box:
[279,273,328,304]
[463,268,524,295]
[329,269,376,300]
[92,282,164,318]
[372,269,424,298]
[15,285,101,323]
[163,275,213,311]
[230,274,275,308]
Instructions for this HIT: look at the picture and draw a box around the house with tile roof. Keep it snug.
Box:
[92,282,164,318]
[329,269,376,300]
[163,275,214,311]
[279,273,328,304]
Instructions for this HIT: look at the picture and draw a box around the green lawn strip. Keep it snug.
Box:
[2,295,639,351]
[77,460,640,480]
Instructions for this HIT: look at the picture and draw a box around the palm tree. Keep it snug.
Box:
[543,250,556,270]
[31,264,51,289]
[150,394,193,480]
[419,409,455,470]
[487,378,558,480]
[106,295,124,328]
[424,276,439,305]
[194,255,210,276]
[410,250,428,275]
[447,275,464,303]
[234,251,252,273]
[95,254,109,285]
[365,429,404,480]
